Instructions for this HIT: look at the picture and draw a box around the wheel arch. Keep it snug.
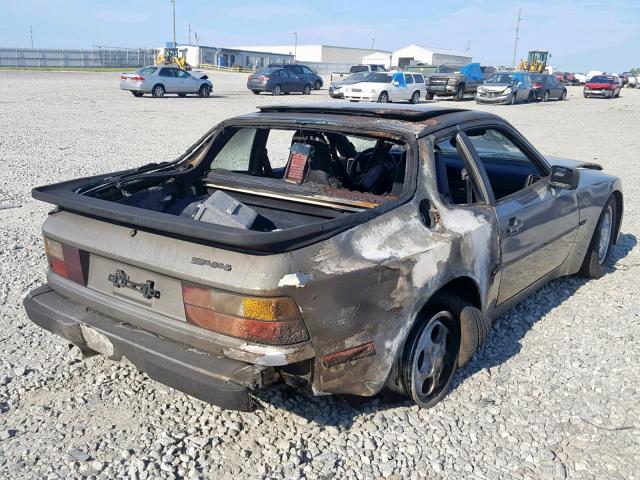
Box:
[612,189,623,244]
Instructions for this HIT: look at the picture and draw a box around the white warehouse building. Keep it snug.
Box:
[392,45,472,68]
[235,44,392,73]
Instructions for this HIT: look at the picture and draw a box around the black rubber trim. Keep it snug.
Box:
[24,285,271,411]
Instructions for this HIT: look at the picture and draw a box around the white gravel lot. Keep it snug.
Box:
[0,71,639,480]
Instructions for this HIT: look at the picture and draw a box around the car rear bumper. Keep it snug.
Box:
[24,285,275,411]
[247,83,268,92]
[119,81,151,93]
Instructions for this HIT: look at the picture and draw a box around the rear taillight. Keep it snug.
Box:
[259,76,268,82]
[44,238,88,285]
[533,82,542,89]
[120,75,127,80]
[181,283,309,345]
[131,75,144,81]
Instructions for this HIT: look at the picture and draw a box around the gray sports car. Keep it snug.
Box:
[120,65,212,98]
[25,104,622,411]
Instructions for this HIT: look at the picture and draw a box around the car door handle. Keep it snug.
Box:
[503,217,524,236]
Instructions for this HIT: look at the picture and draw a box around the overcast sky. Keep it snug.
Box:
[1,0,638,72]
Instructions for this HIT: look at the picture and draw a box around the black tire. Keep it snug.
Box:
[131,91,143,97]
[198,85,211,97]
[272,84,282,96]
[377,91,389,103]
[410,90,420,104]
[314,80,322,90]
[303,84,312,95]
[151,84,165,98]
[578,196,617,279]
[251,90,260,95]
[425,91,435,101]
[453,85,465,101]
[542,90,550,102]
[438,293,490,368]
[177,93,187,97]
[400,294,490,408]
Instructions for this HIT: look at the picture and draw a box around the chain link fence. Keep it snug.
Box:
[0,48,158,68]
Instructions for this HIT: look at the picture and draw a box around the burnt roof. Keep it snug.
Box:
[257,103,469,122]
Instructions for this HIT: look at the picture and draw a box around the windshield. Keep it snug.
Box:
[487,73,515,84]
[256,68,277,75]
[589,75,614,83]
[363,73,393,83]
[346,72,369,82]
[436,65,458,73]
[207,127,407,201]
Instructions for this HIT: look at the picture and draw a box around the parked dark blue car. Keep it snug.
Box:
[247,68,313,96]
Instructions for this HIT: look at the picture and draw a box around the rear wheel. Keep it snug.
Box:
[198,84,211,97]
[131,91,143,97]
[272,84,282,96]
[151,84,165,98]
[377,91,389,103]
[578,196,617,278]
[410,90,420,104]
[314,80,322,90]
[303,84,312,95]
[542,90,550,102]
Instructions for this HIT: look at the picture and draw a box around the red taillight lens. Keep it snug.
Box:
[259,76,268,82]
[130,75,144,81]
[44,238,88,285]
[533,82,542,89]
[120,75,127,80]
[181,283,309,345]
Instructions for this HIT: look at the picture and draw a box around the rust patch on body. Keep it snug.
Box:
[323,342,376,368]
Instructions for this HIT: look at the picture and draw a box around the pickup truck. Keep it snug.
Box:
[330,64,387,83]
[425,63,484,101]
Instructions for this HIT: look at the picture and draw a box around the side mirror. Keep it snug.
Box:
[549,165,579,190]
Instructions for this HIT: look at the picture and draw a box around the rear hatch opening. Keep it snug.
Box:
[76,126,411,236]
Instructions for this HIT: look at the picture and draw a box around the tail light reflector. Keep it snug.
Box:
[181,283,309,345]
[44,238,88,286]
[130,75,145,81]
[533,82,542,89]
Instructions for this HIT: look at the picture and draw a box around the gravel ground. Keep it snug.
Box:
[0,71,638,480]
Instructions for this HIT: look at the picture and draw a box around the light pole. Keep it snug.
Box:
[371,38,375,53]
[512,8,523,68]
[293,32,297,63]
[171,0,177,48]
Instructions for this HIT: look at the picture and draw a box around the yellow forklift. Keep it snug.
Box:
[156,47,191,71]
[518,51,549,73]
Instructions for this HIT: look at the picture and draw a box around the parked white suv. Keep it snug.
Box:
[344,72,426,103]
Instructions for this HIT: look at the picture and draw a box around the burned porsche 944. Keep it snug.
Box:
[25,104,623,411]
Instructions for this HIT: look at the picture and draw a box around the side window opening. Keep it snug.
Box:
[465,128,544,201]
[434,136,481,205]
[210,128,256,171]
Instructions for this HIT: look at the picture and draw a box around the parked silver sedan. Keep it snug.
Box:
[120,66,213,98]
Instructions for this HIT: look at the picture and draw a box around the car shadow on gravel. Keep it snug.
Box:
[255,233,637,427]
